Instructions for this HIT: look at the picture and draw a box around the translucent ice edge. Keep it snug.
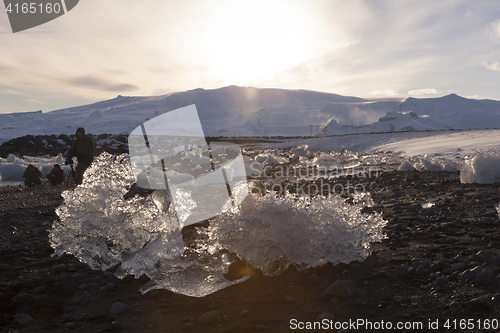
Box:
[50,153,387,297]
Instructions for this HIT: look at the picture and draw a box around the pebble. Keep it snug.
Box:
[410,296,421,304]
[100,283,116,291]
[284,296,296,303]
[78,283,88,290]
[182,316,193,322]
[198,310,220,326]
[112,321,121,328]
[394,265,409,277]
[14,313,33,325]
[324,279,357,299]
[256,324,268,330]
[52,264,66,274]
[435,276,448,287]
[316,312,335,321]
[182,322,194,330]
[110,302,127,315]
[146,324,154,329]
[305,273,321,286]
[65,322,75,328]
[458,269,476,281]
[33,286,46,294]
[72,294,89,305]
[13,293,31,303]
[451,262,466,271]
[467,297,486,305]
[475,269,494,285]
[103,271,114,278]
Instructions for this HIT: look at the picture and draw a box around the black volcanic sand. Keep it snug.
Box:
[2,169,500,333]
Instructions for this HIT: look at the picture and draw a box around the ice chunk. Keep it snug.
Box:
[398,160,415,171]
[50,152,387,297]
[461,151,500,184]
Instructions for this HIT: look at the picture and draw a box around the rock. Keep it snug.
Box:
[467,297,486,305]
[394,265,409,277]
[316,312,335,321]
[182,322,194,330]
[33,286,46,294]
[324,280,357,299]
[14,313,33,325]
[458,269,476,281]
[78,283,88,290]
[475,269,494,285]
[451,262,466,271]
[146,324,154,329]
[100,283,116,291]
[112,321,121,328]
[256,325,268,330]
[284,296,296,303]
[198,310,220,326]
[13,293,31,303]
[52,264,66,274]
[182,316,193,323]
[305,273,321,286]
[435,276,448,287]
[110,302,127,315]
[410,296,421,304]
[72,294,89,305]
[65,322,75,328]
[103,271,114,278]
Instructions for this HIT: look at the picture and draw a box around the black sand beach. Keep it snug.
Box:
[1,168,500,333]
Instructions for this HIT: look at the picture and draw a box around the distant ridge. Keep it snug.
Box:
[1,86,499,141]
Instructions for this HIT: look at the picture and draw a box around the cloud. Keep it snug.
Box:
[483,61,500,71]
[490,20,500,40]
[66,76,140,92]
[408,88,438,96]
[26,98,44,104]
[369,89,399,97]
[1,89,27,96]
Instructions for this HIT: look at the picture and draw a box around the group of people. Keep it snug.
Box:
[23,163,64,187]
[22,127,94,187]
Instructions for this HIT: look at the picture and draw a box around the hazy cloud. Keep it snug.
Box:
[408,88,438,96]
[67,76,139,92]
[490,20,500,40]
[483,61,500,71]
[1,89,27,96]
[369,89,400,97]
[26,98,44,104]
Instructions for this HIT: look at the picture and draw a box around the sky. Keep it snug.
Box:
[0,0,499,114]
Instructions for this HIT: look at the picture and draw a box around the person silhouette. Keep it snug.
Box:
[65,127,94,185]
[23,164,42,187]
[47,164,64,186]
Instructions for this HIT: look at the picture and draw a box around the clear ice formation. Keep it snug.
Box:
[50,153,387,297]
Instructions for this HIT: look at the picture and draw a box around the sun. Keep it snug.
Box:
[203,0,321,83]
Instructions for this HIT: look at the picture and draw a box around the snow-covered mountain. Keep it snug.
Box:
[1,86,500,142]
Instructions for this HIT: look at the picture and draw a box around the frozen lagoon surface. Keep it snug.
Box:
[25,128,500,296]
